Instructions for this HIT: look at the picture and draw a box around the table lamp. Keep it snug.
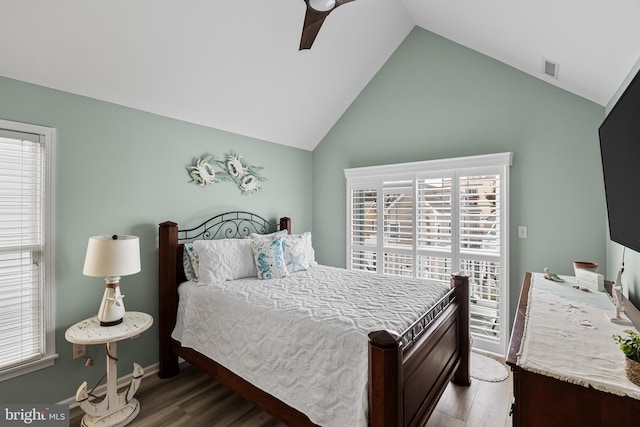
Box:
[83,235,141,326]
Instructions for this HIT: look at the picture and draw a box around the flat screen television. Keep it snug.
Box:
[599,67,640,253]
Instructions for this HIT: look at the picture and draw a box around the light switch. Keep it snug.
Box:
[518,226,528,239]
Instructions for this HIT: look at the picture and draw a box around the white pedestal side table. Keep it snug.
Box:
[65,311,153,427]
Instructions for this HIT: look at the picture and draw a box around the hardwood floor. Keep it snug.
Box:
[426,355,513,427]
[70,355,513,427]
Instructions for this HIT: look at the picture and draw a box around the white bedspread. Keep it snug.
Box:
[172,264,450,427]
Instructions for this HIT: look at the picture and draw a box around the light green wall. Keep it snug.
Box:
[0,24,617,402]
[312,27,606,331]
[604,55,640,307]
[0,76,312,403]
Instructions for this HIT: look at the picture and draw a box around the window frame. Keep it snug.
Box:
[345,152,512,354]
[0,118,57,382]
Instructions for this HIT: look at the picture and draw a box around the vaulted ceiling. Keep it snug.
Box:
[1,0,639,151]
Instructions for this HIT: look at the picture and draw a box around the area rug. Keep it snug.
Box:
[470,351,509,382]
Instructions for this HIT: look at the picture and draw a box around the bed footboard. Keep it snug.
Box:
[368,274,470,427]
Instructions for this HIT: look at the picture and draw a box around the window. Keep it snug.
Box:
[0,119,57,381]
[345,153,512,354]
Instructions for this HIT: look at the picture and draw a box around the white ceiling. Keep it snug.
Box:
[1,0,639,151]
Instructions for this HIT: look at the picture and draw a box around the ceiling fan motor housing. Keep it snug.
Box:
[309,0,336,12]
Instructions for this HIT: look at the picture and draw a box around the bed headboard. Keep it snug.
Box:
[177,211,291,242]
[158,211,291,377]
[160,211,291,283]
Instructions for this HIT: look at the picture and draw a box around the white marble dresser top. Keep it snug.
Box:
[65,311,153,345]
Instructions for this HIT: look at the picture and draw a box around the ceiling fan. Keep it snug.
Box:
[299,0,356,50]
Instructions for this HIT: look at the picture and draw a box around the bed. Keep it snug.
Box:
[158,211,470,427]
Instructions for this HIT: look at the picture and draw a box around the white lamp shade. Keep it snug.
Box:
[83,235,141,278]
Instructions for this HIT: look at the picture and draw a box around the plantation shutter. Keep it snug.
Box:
[416,176,453,283]
[0,129,46,372]
[459,174,503,343]
[382,179,414,277]
[345,153,511,354]
[349,186,378,271]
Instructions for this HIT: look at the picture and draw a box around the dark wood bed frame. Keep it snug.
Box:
[157,211,470,427]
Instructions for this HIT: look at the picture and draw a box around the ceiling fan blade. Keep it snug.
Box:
[299,0,357,50]
[299,4,331,50]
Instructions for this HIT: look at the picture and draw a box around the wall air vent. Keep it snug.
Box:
[542,58,559,79]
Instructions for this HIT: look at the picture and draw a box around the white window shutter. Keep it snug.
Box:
[459,174,503,347]
[382,180,414,277]
[459,175,500,255]
[415,176,454,283]
[345,153,512,354]
[417,177,452,251]
[382,179,413,248]
[348,186,378,272]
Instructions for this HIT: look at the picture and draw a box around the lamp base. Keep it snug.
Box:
[97,282,125,327]
[99,318,123,327]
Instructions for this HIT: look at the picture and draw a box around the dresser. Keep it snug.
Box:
[506,272,640,426]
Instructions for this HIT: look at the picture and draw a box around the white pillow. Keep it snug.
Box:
[194,239,257,285]
[250,237,289,280]
[247,229,288,240]
[281,232,316,273]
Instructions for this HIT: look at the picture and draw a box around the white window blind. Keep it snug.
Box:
[0,120,57,381]
[345,153,512,354]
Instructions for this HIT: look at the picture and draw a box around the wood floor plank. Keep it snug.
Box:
[425,409,466,427]
[134,406,194,427]
[463,379,512,427]
[462,356,513,427]
[191,392,260,426]
[430,377,480,422]
[227,406,285,427]
[179,383,234,416]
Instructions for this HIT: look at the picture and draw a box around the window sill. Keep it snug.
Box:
[0,353,59,382]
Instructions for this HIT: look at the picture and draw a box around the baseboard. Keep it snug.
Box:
[58,362,159,408]
[472,347,505,360]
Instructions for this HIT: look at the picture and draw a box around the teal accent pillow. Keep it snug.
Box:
[282,232,316,273]
[250,237,289,280]
[183,242,200,281]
